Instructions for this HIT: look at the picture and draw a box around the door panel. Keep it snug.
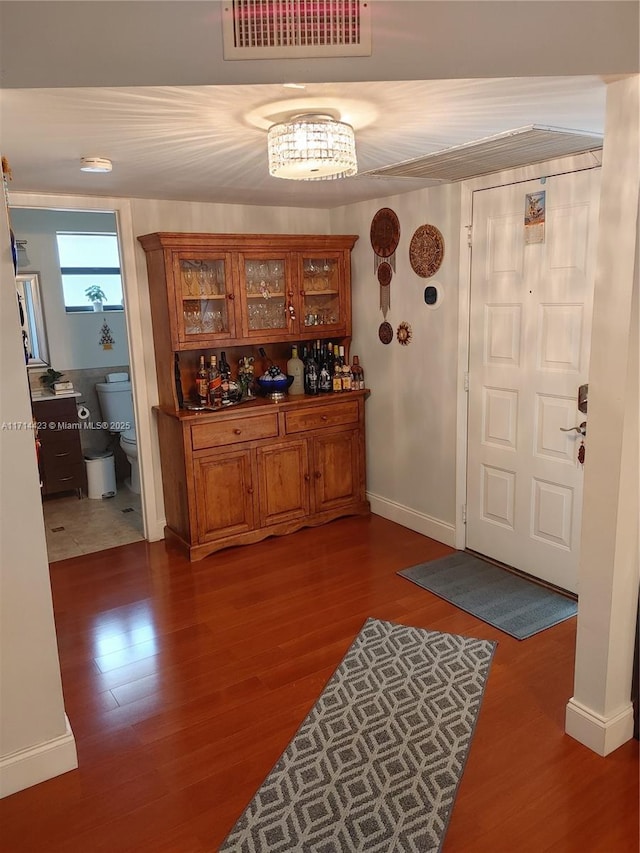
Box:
[312,429,359,512]
[194,449,255,541]
[257,439,310,525]
[466,169,600,593]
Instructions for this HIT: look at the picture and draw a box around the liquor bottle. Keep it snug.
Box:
[219,351,231,404]
[304,345,319,395]
[208,354,222,407]
[326,342,335,379]
[351,355,365,391]
[287,345,305,395]
[332,345,343,392]
[318,344,332,393]
[196,354,208,406]
[339,345,352,391]
[258,346,272,376]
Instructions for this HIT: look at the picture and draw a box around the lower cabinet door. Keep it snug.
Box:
[312,429,361,513]
[256,439,310,526]
[194,448,256,542]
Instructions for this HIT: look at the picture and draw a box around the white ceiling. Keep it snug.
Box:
[0,2,635,210]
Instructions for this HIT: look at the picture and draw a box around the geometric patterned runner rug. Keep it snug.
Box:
[398,552,578,640]
[218,617,496,852]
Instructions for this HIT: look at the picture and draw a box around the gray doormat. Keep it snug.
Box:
[219,617,495,852]
[398,552,577,640]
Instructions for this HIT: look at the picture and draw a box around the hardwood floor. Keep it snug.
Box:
[1,515,638,852]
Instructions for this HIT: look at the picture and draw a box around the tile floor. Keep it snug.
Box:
[41,484,144,562]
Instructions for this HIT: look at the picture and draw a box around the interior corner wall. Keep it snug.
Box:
[330,183,462,545]
[0,202,77,797]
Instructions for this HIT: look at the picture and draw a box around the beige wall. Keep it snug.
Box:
[0,198,77,796]
[331,184,462,542]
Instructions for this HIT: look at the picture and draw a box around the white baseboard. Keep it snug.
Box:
[565,698,635,756]
[0,715,78,798]
[368,492,457,548]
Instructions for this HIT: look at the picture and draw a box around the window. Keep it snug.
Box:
[56,232,123,311]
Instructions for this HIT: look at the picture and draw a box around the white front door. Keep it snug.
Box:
[466,169,600,593]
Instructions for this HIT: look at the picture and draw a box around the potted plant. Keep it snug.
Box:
[39,368,64,390]
[85,285,108,311]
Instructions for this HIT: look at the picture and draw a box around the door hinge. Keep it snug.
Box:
[464,372,469,392]
[462,504,467,524]
[466,225,472,248]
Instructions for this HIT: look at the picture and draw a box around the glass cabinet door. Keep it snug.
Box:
[240,253,291,337]
[300,253,344,331]
[177,254,236,343]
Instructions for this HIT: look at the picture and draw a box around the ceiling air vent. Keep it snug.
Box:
[363,126,604,183]
[222,0,372,59]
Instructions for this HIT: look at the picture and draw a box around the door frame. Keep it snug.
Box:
[454,151,603,550]
[9,190,165,543]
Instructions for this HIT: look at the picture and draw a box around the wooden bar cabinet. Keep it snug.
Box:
[138,232,369,561]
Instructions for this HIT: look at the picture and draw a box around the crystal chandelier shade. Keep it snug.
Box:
[267,115,358,181]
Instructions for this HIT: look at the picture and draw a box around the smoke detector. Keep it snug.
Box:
[80,157,112,173]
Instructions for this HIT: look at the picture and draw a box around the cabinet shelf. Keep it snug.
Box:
[182,294,226,301]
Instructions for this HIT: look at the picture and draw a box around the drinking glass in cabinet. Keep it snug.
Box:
[247,298,286,330]
[269,259,285,294]
[200,261,224,296]
[184,301,202,333]
[205,266,218,295]
[182,264,196,297]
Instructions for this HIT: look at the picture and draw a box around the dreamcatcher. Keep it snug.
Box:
[370,207,400,320]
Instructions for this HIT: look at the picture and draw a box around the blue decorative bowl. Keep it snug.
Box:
[256,374,294,400]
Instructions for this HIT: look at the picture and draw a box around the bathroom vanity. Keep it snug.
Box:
[31,394,86,497]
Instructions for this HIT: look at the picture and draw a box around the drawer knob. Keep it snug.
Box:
[304,473,310,481]
[247,487,254,495]
[314,471,322,479]
[233,428,242,435]
[321,415,328,421]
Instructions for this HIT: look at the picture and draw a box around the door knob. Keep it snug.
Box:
[560,421,587,436]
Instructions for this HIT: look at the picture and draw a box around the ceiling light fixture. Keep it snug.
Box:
[267,114,357,181]
[80,157,113,173]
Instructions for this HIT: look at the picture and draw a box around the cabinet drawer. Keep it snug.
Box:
[284,400,359,434]
[38,428,81,450]
[43,461,85,493]
[191,413,279,451]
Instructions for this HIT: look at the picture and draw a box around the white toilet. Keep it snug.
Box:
[95,372,140,494]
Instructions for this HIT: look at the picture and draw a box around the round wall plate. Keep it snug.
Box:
[378,321,394,344]
[409,224,444,277]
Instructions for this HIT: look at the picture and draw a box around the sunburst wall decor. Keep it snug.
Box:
[396,321,412,345]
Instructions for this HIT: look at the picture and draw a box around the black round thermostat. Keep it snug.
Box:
[424,285,438,306]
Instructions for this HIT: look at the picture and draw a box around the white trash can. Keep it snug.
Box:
[85,451,117,499]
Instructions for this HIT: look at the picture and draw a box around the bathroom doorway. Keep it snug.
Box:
[9,199,151,561]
